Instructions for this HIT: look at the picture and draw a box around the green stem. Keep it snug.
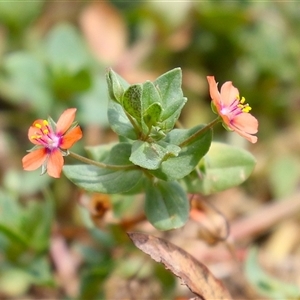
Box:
[69,151,136,170]
[179,117,221,147]
[125,112,142,138]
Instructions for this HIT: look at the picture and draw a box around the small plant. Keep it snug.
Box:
[23,68,258,231]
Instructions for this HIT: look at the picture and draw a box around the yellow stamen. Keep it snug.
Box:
[43,129,49,134]
[35,123,42,129]
[31,135,41,140]
[242,106,252,113]
[43,120,49,126]
[238,96,252,113]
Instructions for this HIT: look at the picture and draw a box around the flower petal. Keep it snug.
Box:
[22,148,47,171]
[28,120,45,145]
[47,149,64,178]
[207,76,221,110]
[231,113,258,134]
[220,81,239,106]
[220,114,231,128]
[60,126,83,149]
[56,108,77,135]
[231,127,258,143]
[229,113,258,143]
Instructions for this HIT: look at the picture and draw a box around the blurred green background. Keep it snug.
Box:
[0,1,300,299]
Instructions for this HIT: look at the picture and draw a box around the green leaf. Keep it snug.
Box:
[185,142,256,195]
[130,141,181,170]
[63,165,142,194]
[154,68,187,131]
[145,180,189,230]
[150,124,212,180]
[245,248,300,299]
[159,97,187,132]
[141,80,161,110]
[64,143,143,194]
[143,102,162,129]
[121,176,146,195]
[122,84,143,122]
[107,100,137,140]
[154,68,183,108]
[106,68,130,103]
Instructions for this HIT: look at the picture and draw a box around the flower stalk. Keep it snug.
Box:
[69,151,137,170]
[179,117,221,148]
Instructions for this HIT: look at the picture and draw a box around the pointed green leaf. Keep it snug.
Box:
[141,80,161,109]
[145,180,189,230]
[154,68,183,108]
[150,124,212,181]
[149,126,167,141]
[122,84,143,121]
[154,68,187,131]
[107,100,137,140]
[185,142,256,195]
[143,102,162,129]
[160,97,187,132]
[64,143,143,193]
[106,68,130,103]
[130,141,181,170]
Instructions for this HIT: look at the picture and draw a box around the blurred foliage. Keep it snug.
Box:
[0,0,300,298]
[245,248,300,299]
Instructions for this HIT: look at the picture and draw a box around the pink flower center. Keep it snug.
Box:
[31,120,62,151]
[220,96,251,119]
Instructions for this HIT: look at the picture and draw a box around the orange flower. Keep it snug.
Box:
[22,108,82,178]
[207,76,258,143]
